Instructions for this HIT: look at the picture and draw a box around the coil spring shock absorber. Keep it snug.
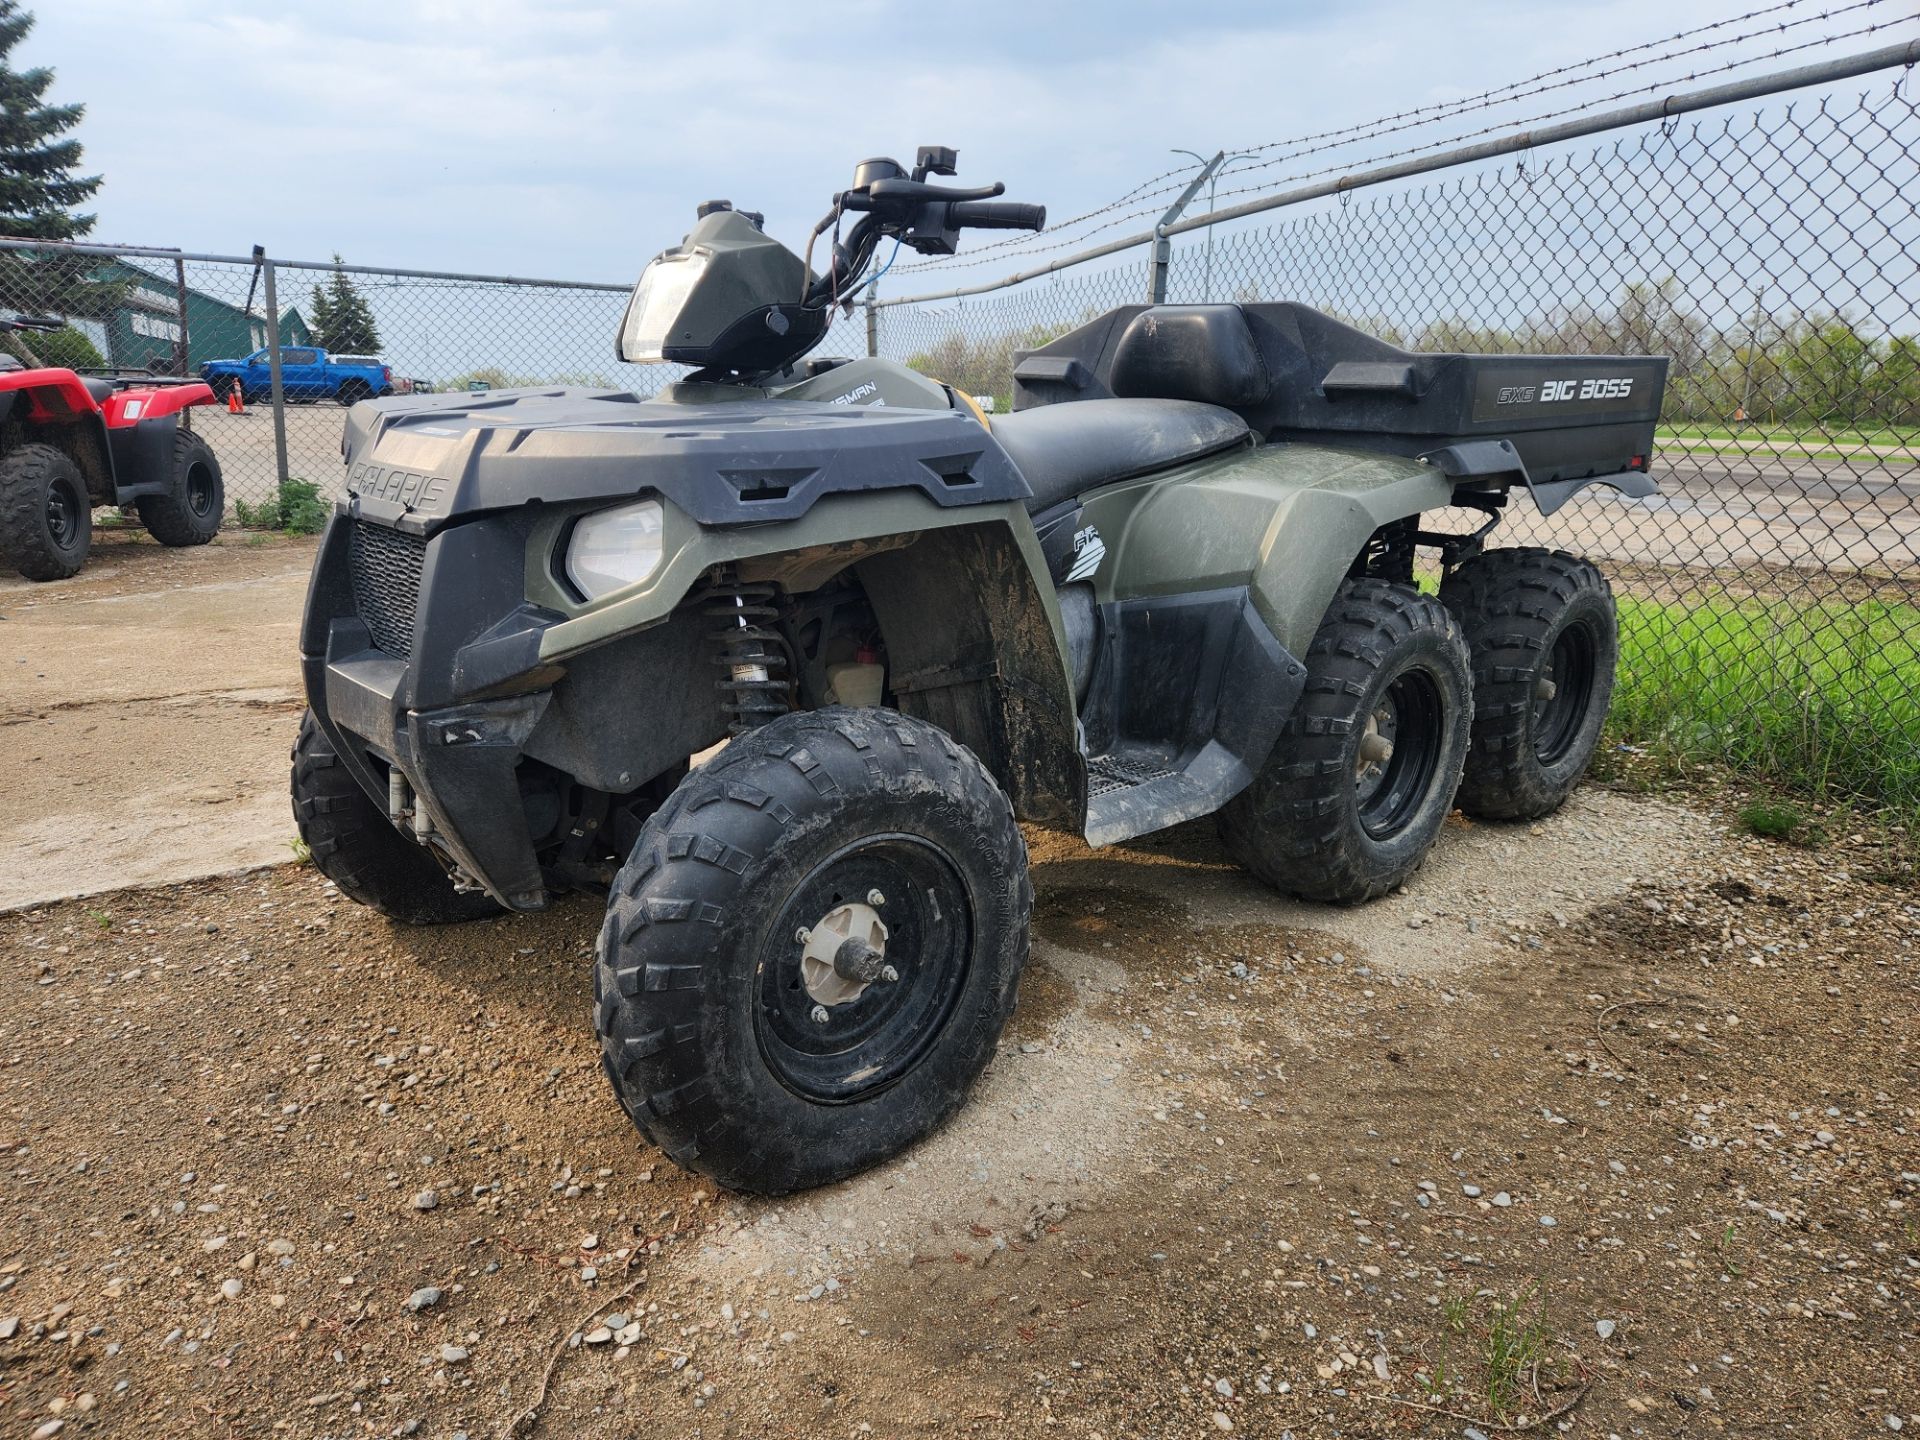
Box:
[708,573,791,734]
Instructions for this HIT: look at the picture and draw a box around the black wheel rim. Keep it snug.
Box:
[45,476,82,550]
[756,834,973,1104]
[1535,621,1598,766]
[1354,664,1446,840]
[185,460,216,518]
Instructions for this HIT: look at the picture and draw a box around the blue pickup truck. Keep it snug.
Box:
[200,347,395,406]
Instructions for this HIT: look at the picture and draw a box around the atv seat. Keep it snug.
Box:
[80,376,117,405]
[991,398,1249,513]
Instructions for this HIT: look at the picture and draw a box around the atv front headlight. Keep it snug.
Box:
[565,498,665,599]
[619,251,710,362]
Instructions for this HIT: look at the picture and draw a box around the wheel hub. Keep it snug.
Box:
[1356,706,1396,778]
[799,901,893,1008]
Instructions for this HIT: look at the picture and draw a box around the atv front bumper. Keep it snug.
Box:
[306,648,553,910]
[300,511,567,912]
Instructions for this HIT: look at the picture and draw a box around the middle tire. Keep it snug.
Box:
[593,707,1032,1194]
[1220,578,1472,904]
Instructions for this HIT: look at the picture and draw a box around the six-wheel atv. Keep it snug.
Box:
[292,149,1666,1193]
[0,315,226,581]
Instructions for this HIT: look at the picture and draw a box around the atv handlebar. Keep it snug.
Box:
[804,150,1044,307]
[947,200,1046,232]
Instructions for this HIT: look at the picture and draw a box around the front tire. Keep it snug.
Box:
[1220,578,1472,904]
[0,442,92,581]
[136,428,224,547]
[593,707,1031,1194]
[290,712,502,925]
[1440,547,1617,820]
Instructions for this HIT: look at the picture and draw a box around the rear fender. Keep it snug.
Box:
[1079,443,1456,657]
[102,381,215,426]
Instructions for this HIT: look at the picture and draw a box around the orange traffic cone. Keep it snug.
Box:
[227,383,245,415]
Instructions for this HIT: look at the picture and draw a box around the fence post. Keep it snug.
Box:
[260,257,291,488]
[172,254,189,376]
[1148,151,1224,304]
[864,279,879,358]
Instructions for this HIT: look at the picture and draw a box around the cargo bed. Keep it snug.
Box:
[1011,302,1667,494]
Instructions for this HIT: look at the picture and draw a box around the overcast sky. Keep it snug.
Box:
[26,0,1920,287]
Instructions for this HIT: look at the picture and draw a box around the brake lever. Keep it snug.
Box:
[865,178,1005,204]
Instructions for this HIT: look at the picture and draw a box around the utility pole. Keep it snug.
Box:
[1738,284,1765,427]
[1169,148,1260,303]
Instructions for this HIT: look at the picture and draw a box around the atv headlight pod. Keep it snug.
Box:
[619,251,709,362]
[565,498,665,599]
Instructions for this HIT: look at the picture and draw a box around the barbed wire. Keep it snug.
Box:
[896,0,1907,275]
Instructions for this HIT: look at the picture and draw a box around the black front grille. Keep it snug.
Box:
[349,521,426,659]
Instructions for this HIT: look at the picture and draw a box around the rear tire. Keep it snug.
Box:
[1220,578,1472,904]
[136,428,224,547]
[1440,547,1617,820]
[593,707,1031,1194]
[337,379,371,406]
[0,442,92,581]
[290,711,502,925]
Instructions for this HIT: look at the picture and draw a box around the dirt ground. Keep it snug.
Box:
[1,786,1914,1439]
[0,527,318,911]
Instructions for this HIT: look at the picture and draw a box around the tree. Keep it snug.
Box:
[0,2,114,331]
[0,2,99,240]
[309,256,382,353]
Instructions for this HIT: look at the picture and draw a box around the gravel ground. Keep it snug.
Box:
[1,787,1913,1439]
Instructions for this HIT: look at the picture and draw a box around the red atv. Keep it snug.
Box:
[0,315,225,581]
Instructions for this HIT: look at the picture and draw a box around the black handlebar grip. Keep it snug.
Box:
[948,200,1046,232]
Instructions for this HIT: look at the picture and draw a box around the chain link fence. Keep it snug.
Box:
[0,243,677,514]
[872,74,1920,812]
[0,53,1915,810]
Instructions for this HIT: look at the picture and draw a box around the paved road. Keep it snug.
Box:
[186,401,1920,580]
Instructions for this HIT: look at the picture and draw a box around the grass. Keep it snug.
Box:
[234,477,329,535]
[1737,799,1806,841]
[1658,422,1920,448]
[1610,593,1920,817]
[1421,1283,1559,1420]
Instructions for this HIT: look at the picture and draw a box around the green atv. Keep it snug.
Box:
[293,148,1665,1193]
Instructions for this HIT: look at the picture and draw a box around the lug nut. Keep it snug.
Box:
[879,965,900,984]
[809,1004,830,1025]
[867,889,886,907]
[794,926,812,944]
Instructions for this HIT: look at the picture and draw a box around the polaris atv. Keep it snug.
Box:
[293,148,1665,1193]
[0,316,225,580]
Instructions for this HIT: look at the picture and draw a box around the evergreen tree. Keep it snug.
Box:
[0,1,100,240]
[309,256,382,353]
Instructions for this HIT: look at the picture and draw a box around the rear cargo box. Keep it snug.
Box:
[1011,302,1667,487]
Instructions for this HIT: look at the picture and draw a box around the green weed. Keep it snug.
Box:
[234,477,328,535]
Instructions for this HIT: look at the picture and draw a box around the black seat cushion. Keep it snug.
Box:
[992,398,1249,512]
[1109,305,1270,408]
[81,376,117,404]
